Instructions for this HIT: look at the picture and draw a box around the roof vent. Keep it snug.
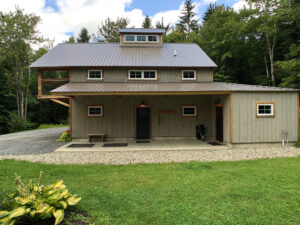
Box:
[174,49,177,57]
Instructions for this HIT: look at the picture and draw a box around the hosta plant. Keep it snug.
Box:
[0,172,81,225]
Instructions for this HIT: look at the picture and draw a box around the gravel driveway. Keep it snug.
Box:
[0,127,67,155]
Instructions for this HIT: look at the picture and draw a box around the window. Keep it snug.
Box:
[148,35,158,42]
[137,35,147,42]
[182,105,197,117]
[256,103,274,117]
[125,35,135,42]
[87,106,103,117]
[124,35,159,43]
[182,70,196,80]
[88,70,102,80]
[129,70,157,80]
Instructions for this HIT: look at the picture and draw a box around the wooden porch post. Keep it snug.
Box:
[38,70,42,98]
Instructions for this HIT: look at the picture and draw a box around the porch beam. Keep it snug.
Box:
[50,99,70,108]
[42,78,70,82]
[38,95,69,99]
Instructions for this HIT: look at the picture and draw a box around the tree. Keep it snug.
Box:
[77,28,90,43]
[64,36,76,43]
[202,3,217,23]
[177,0,199,34]
[155,17,170,33]
[142,15,152,28]
[98,17,129,42]
[246,0,292,86]
[0,8,43,123]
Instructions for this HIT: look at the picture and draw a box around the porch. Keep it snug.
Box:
[55,139,229,152]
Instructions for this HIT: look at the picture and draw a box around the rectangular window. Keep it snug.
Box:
[148,35,158,42]
[182,105,197,117]
[87,106,103,117]
[125,35,135,42]
[88,70,102,80]
[182,70,196,80]
[136,35,147,42]
[129,70,157,80]
[256,103,274,117]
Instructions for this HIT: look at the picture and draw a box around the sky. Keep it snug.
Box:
[0,0,248,47]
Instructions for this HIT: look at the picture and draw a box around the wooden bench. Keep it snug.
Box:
[88,134,107,143]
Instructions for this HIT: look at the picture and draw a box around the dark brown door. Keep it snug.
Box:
[136,107,151,140]
[216,106,223,143]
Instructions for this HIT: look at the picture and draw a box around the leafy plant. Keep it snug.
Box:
[57,130,71,142]
[0,172,81,225]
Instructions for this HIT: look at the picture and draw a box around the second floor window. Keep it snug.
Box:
[88,70,102,80]
[137,35,147,42]
[182,70,196,80]
[129,70,157,80]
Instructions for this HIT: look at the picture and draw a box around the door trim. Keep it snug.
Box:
[215,104,224,144]
[134,105,152,140]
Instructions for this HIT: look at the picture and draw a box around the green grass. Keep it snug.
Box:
[1,158,300,225]
[37,124,68,129]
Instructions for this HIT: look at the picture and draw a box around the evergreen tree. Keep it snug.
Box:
[155,17,170,33]
[77,28,90,43]
[177,0,199,34]
[142,15,152,28]
[202,3,217,23]
[64,36,76,43]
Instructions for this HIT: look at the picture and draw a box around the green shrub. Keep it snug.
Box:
[57,130,71,142]
[7,112,36,133]
[0,172,81,225]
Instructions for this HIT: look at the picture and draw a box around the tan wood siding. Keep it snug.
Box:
[232,92,298,143]
[70,68,213,83]
[71,95,219,139]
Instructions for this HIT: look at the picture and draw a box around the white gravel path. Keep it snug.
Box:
[0,144,299,165]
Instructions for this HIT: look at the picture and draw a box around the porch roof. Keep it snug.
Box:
[50,82,297,95]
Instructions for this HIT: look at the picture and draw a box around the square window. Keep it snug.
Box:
[125,35,135,42]
[88,106,103,117]
[130,71,142,79]
[88,70,102,80]
[182,70,196,80]
[257,103,274,117]
[182,106,197,117]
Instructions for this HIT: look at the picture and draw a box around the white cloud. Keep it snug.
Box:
[232,0,249,11]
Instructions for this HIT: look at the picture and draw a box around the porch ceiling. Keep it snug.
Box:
[50,82,297,96]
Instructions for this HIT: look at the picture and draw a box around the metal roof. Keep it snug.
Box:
[119,28,165,34]
[30,43,217,68]
[51,82,297,94]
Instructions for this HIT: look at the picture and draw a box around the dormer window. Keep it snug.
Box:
[124,35,159,43]
[182,70,196,80]
[148,35,158,42]
[137,35,147,42]
[125,35,135,42]
[87,70,103,80]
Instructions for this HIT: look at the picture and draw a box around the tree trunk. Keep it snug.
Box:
[264,55,269,78]
[266,33,276,87]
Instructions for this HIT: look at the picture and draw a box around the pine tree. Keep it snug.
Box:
[99,17,129,42]
[155,17,170,33]
[177,0,199,33]
[77,28,91,43]
[142,15,152,28]
[202,3,217,23]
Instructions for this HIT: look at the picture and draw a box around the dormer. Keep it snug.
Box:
[119,28,164,47]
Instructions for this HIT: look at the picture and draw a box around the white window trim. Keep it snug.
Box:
[182,70,197,80]
[128,70,157,80]
[125,35,136,42]
[124,35,159,43]
[182,105,197,117]
[256,103,274,117]
[87,106,103,117]
[87,70,103,80]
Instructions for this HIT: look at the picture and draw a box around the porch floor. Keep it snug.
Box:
[55,140,228,152]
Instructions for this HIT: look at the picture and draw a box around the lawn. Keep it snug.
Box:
[0,158,300,225]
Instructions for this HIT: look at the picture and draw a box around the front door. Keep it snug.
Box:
[136,107,151,140]
[216,105,223,143]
